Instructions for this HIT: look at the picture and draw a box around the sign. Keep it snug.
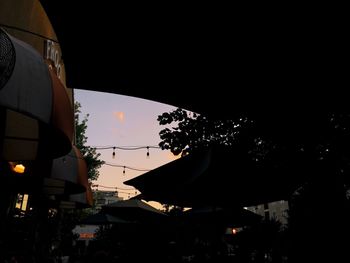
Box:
[79,233,95,239]
[44,40,63,79]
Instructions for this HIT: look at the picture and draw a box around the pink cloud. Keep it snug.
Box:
[113,111,125,122]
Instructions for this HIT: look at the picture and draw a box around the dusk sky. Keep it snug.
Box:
[74,89,180,201]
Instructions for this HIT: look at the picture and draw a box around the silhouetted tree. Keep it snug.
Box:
[158,108,256,156]
[162,204,184,216]
[75,101,104,181]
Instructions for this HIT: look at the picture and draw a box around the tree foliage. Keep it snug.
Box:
[157,108,255,156]
[75,101,104,181]
[157,108,285,167]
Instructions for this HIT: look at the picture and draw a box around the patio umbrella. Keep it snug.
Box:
[183,206,262,228]
[124,145,306,208]
[80,212,132,225]
[102,199,167,222]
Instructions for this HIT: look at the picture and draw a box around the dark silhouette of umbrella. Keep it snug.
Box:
[102,199,167,222]
[183,206,262,228]
[80,212,132,225]
[125,145,304,207]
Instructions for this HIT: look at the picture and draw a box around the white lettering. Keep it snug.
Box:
[44,40,63,80]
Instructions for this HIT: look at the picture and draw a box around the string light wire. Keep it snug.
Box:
[90,145,160,159]
[104,163,151,172]
[92,145,159,150]
[91,184,139,197]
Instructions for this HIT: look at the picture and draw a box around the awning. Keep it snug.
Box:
[0,28,72,160]
[1,146,89,196]
[59,187,93,209]
[46,146,87,195]
[57,147,94,209]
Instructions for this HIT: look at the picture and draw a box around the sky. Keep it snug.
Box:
[74,89,179,202]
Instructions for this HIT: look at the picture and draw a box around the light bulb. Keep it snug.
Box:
[112,147,116,159]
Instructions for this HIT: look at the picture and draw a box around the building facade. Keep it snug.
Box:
[247,200,289,225]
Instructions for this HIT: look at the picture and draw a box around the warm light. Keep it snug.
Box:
[79,233,95,239]
[232,228,237,235]
[21,194,28,211]
[9,162,26,174]
[14,164,25,173]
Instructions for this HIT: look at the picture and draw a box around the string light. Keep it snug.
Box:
[104,163,151,172]
[91,184,137,192]
[67,154,152,173]
[112,147,116,159]
[92,145,159,150]
[90,145,160,159]
[71,144,160,172]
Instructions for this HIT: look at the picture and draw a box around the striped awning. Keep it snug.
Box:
[0,28,73,160]
[61,147,94,208]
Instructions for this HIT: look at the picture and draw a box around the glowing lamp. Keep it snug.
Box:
[14,164,25,173]
[9,162,25,174]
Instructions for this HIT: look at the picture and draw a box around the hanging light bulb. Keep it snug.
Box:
[112,147,116,159]
[123,166,126,175]
[146,146,150,159]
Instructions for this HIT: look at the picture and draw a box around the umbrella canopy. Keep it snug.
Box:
[183,206,262,228]
[102,199,167,222]
[80,212,132,225]
[125,145,305,207]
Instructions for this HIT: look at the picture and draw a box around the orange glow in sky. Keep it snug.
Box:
[113,111,125,122]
